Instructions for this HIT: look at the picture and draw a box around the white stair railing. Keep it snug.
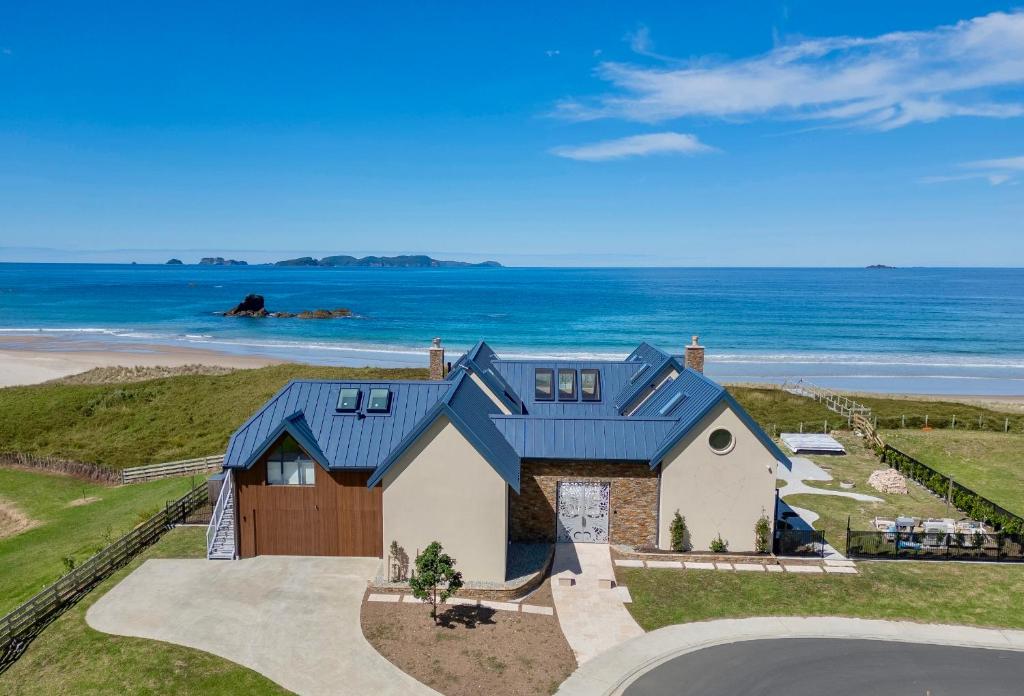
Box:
[207,469,234,559]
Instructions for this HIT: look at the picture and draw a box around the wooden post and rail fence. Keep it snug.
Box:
[0,482,209,672]
[0,451,225,485]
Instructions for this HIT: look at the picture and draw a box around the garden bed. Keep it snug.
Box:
[361,587,574,696]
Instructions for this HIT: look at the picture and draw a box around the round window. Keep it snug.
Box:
[708,428,734,454]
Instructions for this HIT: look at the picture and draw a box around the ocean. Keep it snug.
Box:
[1,263,1023,395]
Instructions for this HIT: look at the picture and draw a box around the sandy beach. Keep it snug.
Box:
[0,336,282,388]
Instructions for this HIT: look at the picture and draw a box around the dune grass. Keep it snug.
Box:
[0,364,425,469]
[0,527,289,696]
[0,467,197,614]
[618,562,1024,632]
[883,430,1024,515]
[726,386,835,433]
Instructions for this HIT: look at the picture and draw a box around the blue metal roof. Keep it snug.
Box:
[490,359,640,417]
[367,370,521,491]
[642,369,792,470]
[612,342,677,413]
[491,415,677,461]
[224,380,451,470]
[450,341,524,414]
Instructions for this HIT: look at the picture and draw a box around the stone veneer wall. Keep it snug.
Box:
[509,460,659,547]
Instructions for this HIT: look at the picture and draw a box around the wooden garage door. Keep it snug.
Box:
[236,458,383,558]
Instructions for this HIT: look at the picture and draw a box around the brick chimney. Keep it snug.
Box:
[684,335,705,373]
[429,337,445,380]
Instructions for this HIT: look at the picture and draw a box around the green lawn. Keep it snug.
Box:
[0,364,425,469]
[0,468,197,614]
[782,433,954,546]
[883,430,1024,516]
[618,562,1024,632]
[0,527,289,695]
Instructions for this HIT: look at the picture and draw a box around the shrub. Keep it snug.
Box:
[754,515,771,554]
[670,511,690,552]
[709,534,729,553]
[409,541,463,624]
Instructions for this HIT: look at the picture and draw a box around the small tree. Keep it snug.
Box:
[709,534,729,553]
[409,541,463,624]
[754,515,771,554]
[670,510,690,552]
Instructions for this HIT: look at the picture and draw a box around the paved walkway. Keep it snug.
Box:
[87,556,437,696]
[778,457,882,502]
[550,543,643,665]
[556,617,1024,696]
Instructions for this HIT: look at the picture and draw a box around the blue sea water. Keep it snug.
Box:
[1,263,1023,395]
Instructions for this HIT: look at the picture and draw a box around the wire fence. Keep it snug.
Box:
[0,482,208,673]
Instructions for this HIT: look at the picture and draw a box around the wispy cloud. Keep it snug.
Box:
[551,132,714,161]
[923,154,1024,186]
[556,11,1024,131]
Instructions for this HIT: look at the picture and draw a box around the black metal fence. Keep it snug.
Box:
[774,529,827,558]
[846,529,1024,563]
[0,482,208,672]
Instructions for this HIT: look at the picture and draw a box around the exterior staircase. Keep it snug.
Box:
[207,470,237,560]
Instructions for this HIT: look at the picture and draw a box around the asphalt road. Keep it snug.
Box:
[625,638,1021,696]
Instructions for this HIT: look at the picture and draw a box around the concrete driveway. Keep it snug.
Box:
[87,556,436,696]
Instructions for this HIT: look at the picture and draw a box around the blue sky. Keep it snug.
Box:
[1,1,1022,266]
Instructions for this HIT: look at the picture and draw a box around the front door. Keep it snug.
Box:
[556,481,610,543]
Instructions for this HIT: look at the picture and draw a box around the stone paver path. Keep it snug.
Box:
[779,457,883,502]
[551,543,644,665]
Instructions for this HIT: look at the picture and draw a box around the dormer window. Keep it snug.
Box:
[535,368,554,401]
[658,392,684,416]
[337,388,361,412]
[367,388,391,413]
[581,369,601,401]
[558,369,577,401]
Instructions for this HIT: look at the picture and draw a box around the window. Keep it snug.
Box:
[337,388,360,412]
[629,363,650,383]
[581,369,601,401]
[708,428,734,454]
[557,369,577,401]
[534,368,554,401]
[367,388,391,412]
[658,392,684,416]
[266,436,316,485]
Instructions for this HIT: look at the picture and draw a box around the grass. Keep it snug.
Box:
[857,395,1024,431]
[618,562,1024,632]
[781,433,954,546]
[0,467,198,614]
[0,364,425,469]
[726,386,835,433]
[883,429,1024,515]
[0,527,289,696]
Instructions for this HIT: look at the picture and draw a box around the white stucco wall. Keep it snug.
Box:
[382,415,508,583]
[657,401,778,552]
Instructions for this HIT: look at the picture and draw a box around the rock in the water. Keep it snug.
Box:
[295,308,352,319]
[225,294,268,317]
[868,468,908,495]
[165,258,184,265]
[224,295,351,319]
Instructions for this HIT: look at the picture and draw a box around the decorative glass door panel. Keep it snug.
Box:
[556,482,610,543]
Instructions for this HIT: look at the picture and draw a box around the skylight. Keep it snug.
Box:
[367,388,392,413]
[581,369,601,402]
[658,392,685,416]
[629,364,650,383]
[337,388,361,412]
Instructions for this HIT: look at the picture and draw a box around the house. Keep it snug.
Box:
[209,337,791,582]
